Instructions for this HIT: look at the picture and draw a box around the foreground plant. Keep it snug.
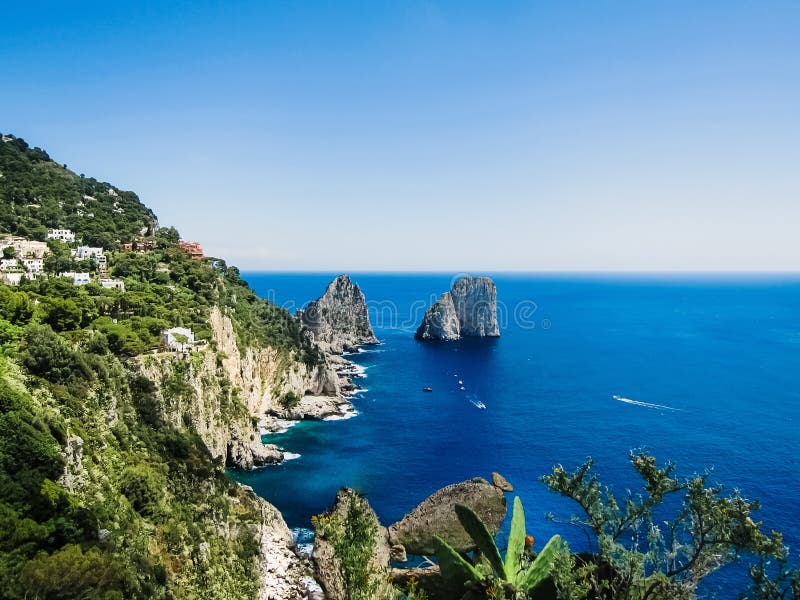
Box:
[542,452,788,600]
[434,497,564,599]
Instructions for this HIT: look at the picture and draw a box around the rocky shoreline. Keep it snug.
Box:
[259,353,368,435]
[255,275,380,456]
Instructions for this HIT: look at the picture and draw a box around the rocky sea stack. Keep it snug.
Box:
[415,276,500,341]
[299,274,379,354]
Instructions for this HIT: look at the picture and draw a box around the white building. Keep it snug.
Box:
[74,246,104,260]
[1,272,24,286]
[47,229,76,243]
[99,278,125,291]
[162,327,195,352]
[59,272,91,286]
[20,258,44,274]
[0,258,18,271]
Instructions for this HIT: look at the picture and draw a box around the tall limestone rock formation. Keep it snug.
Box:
[415,276,500,341]
[299,275,379,354]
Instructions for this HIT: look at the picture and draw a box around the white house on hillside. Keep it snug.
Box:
[162,327,195,352]
[59,272,91,286]
[47,229,76,243]
[0,258,18,271]
[99,278,125,291]
[73,246,107,268]
[20,258,44,274]
[1,272,24,286]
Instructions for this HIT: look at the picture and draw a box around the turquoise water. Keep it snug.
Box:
[234,273,800,596]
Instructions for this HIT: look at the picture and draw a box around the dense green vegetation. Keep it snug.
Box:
[0,133,326,598]
[0,133,156,247]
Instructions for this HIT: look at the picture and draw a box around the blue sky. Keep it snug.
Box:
[2,1,798,271]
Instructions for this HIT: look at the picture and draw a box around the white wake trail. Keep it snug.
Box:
[612,395,679,411]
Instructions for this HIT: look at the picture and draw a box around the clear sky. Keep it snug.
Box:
[2,1,798,271]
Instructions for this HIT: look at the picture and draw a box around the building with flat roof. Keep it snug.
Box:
[162,327,195,352]
[47,229,76,243]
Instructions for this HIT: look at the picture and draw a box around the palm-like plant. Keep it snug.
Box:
[434,496,564,599]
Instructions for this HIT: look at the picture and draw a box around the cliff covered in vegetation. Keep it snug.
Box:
[0,132,339,598]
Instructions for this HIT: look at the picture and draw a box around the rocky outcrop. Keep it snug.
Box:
[299,275,379,354]
[415,276,500,341]
[492,471,514,492]
[58,435,85,493]
[312,488,391,600]
[387,477,507,555]
[250,492,313,600]
[415,292,460,341]
[136,349,284,469]
[209,306,342,412]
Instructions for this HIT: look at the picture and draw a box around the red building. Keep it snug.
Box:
[178,240,204,260]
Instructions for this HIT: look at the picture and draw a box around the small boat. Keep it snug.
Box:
[458,380,463,385]
[470,400,487,410]
[460,386,466,391]
[422,387,433,392]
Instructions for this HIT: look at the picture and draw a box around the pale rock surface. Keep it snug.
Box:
[298,275,379,354]
[415,276,499,341]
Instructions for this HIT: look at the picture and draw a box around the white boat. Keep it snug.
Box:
[470,400,486,410]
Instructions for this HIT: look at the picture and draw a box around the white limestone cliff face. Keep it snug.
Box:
[298,275,379,354]
[136,349,283,469]
[414,292,460,341]
[415,276,500,341]
[209,306,342,414]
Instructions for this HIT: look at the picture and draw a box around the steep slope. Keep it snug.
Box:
[415,276,500,341]
[0,133,158,246]
[0,134,327,598]
[299,274,379,354]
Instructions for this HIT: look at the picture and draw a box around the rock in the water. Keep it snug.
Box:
[415,276,499,341]
[387,477,507,555]
[492,471,514,492]
[312,488,391,600]
[415,292,460,341]
[299,275,379,354]
[227,437,283,469]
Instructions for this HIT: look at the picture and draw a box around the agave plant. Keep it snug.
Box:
[434,497,563,599]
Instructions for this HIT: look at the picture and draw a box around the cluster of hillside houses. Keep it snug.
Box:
[0,229,126,289]
[1,228,205,353]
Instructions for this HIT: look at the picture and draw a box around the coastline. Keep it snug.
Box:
[259,349,370,439]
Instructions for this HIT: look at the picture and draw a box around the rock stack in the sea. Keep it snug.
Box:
[299,274,379,354]
[415,276,500,341]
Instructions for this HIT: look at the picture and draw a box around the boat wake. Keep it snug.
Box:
[612,395,679,411]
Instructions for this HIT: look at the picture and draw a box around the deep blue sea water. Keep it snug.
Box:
[234,273,800,597]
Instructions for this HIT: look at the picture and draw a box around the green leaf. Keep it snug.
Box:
[455,503,506,580]
[433,535,482,595]
[505,496,526,585]
[518,534,563,592]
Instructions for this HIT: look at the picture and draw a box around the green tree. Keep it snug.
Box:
[542,453,786,600]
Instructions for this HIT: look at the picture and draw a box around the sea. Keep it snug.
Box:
[233,272,800,597]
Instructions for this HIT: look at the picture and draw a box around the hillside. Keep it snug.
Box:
[0,133,329,598]
[0,133,157,247]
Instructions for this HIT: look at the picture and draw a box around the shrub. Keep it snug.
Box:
[119,465,164,517]
[279,391,301,410]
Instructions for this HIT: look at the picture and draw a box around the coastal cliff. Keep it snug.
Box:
[299,274,379,354]
[0,134,349,599]
[415,276,500,341]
